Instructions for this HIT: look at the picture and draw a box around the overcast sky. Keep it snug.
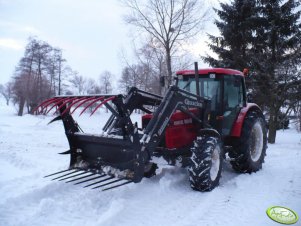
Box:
[0,0,225,86]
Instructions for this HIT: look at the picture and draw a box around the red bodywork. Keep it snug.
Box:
[142,109,199,149]
[230,103,261,137]
[141,68,259,149]
[176,68,244,77]
[142,103,261,149]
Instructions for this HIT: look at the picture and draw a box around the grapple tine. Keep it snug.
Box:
[33,97,56,113]
[61,97,88,116]
[42,97,63,109]
[74,174,106,185]
[44,168,73,178]
[79,96,105,116]
[65,173,95,183]
[92,178,124,190]
[45,98,66,114]
[102,181,133,191]
[83,176,114,188]
[71,96,97,115]
[90,96,116,116]
[51,170,79,180]
[53,97,78,115]
[58,171,88,181]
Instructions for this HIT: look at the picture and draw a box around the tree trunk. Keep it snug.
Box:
[165,47,172,89]
[58,60,61,95]
[29,103,38,114]
[299,107,301,132]
[18,97,25,116]
[268,112,277,144]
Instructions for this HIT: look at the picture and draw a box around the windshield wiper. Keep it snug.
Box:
[182,81,192,90]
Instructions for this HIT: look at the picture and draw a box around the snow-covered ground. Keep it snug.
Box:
[0,97,300,226]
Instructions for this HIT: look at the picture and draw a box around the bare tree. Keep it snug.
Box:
[12,71,29,116]
[123,0,210,87]
[9,37,77,115]
[119,66,136,93]
[0,82,13,105]
[99,71,113,94]
[135,39,166,94]
[135,37,193,94]
[69,71,87,95]
[48,48,66,96]
[119,64,153,93]
[85,78,101,95]
[12,38,53,114]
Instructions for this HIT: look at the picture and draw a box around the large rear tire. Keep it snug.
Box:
[188,136,223,191]
[229,110,267,173]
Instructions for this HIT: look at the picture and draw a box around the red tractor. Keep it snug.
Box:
[36,64,267,191]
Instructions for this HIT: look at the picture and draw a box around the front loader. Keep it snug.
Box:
[35,63,267,191]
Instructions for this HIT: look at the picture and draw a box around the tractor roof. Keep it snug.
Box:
[176,68,244,77]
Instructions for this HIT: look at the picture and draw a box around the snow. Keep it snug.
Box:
[0,97,301,226]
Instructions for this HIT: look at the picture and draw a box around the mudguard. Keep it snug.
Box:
[230,103,262,137]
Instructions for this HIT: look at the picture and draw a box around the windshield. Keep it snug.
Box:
[178,76,221,99]
[177,75,222,111]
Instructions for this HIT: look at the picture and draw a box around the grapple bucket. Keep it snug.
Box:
[35,88,162,190]
[35,86,209,191]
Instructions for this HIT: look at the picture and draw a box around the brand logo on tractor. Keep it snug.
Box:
[158,117,170,135]
[266,206,298,224]
[184,99,202,107]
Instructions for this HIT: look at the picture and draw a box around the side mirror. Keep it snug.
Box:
[160,76,165,87]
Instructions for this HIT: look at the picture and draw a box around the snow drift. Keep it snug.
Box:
[0,98,300,226]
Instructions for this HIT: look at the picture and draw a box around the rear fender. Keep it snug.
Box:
[230,103,262,137]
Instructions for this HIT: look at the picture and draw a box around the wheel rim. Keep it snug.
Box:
[250,121,263,162]
[210,145,220,181]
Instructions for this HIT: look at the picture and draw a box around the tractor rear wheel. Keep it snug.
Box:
[188,136,223,191]
[229,111,267,173]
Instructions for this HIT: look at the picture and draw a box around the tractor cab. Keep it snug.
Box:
[176,68,246,136]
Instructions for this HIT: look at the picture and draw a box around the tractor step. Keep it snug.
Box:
[44,169,133,191]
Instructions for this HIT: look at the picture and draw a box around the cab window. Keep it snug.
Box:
[223,76,244,110]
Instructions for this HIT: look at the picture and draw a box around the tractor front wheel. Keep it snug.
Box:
[229,111,267,173]
[188,136,223,191]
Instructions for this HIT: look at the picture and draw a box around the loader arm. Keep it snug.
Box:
[131,85,211,182]
[141,85,210,154]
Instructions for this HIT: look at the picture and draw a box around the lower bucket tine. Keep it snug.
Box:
[84,176,114,188]
[51,170,79,180]
[58,171,88,181]
[44,168,73,178]
[102,181,133,191]
[92,178,124,190]
[65,173,95,183]
[74,174,106,185]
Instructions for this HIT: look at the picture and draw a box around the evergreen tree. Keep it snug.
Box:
[204,0,301,143]
[203,0,260,70]
[252,0,301,143]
